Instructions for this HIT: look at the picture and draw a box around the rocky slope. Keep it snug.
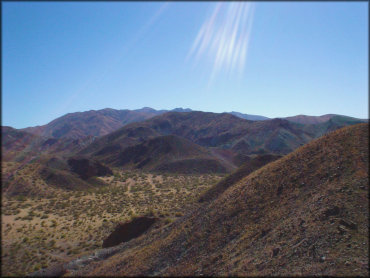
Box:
[199,154,282,203]
[99,134,233,174]
[59,123,369,276]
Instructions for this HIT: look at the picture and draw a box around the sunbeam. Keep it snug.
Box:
[187,2,255,85]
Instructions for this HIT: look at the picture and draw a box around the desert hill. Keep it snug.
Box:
[21,108,164,139]
[97,134,233,174]
[2,155,112,197]
[2,126,41,162]
[313,115,367,135]
[3,111,365,178]
[2,126,94,163]
[77,111,254,170]
[19,107,271,140]
[20,107,195,140]
[3,111,366,179]
[228,112,367,124]
[67,123,368,276]
[80,111,252,151]
[284,114,367,125]
[2,126,110,197]
[229,111,270,121]
[283,114,335,124]
[79,111,363,169]
[19,106,366,141]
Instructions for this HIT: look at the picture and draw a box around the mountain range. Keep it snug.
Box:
[2,108,367,196]
[18,107,366,140]
[77,111,365,171]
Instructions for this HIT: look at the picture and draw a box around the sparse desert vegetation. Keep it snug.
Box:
[1,169,223,276]
[69,123,369,277]
[2,0,367,275]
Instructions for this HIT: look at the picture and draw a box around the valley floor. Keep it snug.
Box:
[1,169,223,276]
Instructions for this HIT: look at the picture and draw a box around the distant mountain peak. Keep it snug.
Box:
[229,111,269,121]
[171,107,193,112]
[137,107,156,112]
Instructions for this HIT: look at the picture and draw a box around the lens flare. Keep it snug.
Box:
[188,2,255,84]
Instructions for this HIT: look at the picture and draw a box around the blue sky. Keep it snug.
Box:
[2,1,368,128]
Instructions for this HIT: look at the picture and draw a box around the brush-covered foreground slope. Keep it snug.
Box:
[199,154,282,203]
[79,123,368,276]
[99,134,232,174]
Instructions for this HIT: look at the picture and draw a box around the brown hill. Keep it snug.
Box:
[19,107,366,140]
[79,111,363,173]
[284,114,336,124]
[284,114,367,125]
[67,123,368,276]
[2,156,112,197]
[94,134,233,174]
[7,111,364,168]
[19,107,265,140]
[79,111,251,155]
[67,157,113,180]
[79,112,317,159]
[21,108,164,139]
[2,126,44,162]
[20,107,193,140]
[2,126,94,163]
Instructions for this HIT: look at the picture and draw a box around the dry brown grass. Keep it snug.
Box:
[1,170,222,276]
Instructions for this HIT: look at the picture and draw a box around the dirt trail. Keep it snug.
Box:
[146,174,157,191]
[125,178,135,197]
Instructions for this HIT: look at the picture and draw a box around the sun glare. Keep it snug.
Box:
[187,2,255,84]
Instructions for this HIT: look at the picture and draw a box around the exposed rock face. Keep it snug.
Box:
[102,217,158,248]
[67,158,112,180]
